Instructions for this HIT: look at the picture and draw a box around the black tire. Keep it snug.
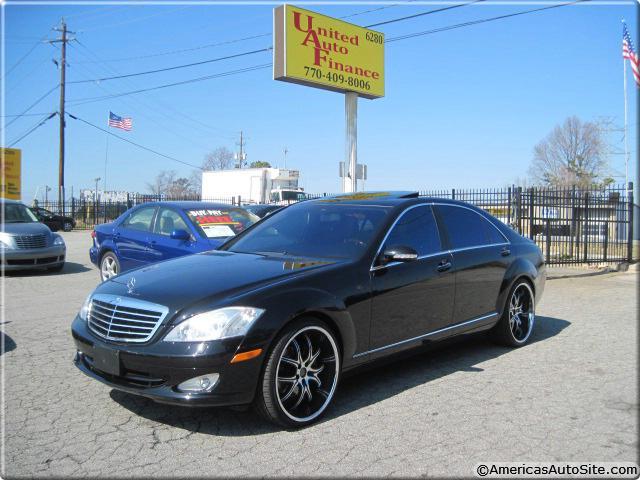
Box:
[47,263,65,273]
[254,318,341,428]
[99,252,120,281]
[63,221,73,232]
[491,280,536,347]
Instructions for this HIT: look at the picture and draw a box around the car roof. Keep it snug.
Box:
[307,192,488,210]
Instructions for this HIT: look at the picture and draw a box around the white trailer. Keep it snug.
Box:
[201,168,307,204]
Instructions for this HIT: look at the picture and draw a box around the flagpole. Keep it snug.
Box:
[104,131,109,193]
[623,47,629,193]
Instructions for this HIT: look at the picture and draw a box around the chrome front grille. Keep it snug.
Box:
[14,234,47,249]
[87,294,168,343]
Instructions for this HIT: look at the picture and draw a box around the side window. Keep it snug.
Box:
[121,207,156,232]
[383,205,441,256]
[436,205,506,249]
[155,208,190,236]
[481,216,508,244]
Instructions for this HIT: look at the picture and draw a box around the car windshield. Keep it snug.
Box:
[184,207,259,239]
[224,203,390,259]
[3,203,39,223]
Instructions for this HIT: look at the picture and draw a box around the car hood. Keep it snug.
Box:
[99,250,343,311]
[2,222,52,236]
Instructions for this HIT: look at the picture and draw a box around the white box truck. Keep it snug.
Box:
[201,168,307,204]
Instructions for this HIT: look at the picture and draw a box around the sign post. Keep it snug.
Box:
[273,5,384,193]
[0,148,22,200]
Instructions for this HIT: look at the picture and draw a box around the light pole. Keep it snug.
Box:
[94,177,101,222]
[44,185,51,204]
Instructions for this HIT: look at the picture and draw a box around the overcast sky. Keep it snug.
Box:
[3,1,638,201]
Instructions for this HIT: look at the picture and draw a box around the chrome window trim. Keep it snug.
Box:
[353,312,498,358]
[87,293,169,343]
[369,203,443,271]
[369,201,511,272]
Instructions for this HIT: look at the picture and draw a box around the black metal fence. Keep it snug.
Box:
[32,184,634,266]
[419,184,634,266]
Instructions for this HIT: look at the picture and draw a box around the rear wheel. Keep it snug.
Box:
[100,252,119,281]
[492,280,536,347]
[255,319,340,428]
[63,221,73,232]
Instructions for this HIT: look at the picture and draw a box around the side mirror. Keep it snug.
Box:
[380,245,419,264]
[170,229,191,241]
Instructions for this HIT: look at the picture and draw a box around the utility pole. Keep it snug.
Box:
[236,131,246,168]
[283,147,288,169]
[51,20,73,216]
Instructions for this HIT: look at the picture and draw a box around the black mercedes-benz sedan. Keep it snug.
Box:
[72,192,545,428]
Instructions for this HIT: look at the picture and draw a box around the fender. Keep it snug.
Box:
[238,286,360,369]
[496,255,539,317]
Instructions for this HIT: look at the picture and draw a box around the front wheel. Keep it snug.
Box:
[255,319,341,428]
[99,252,120,281]
[492,280,536,347]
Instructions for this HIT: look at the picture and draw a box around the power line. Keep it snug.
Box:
[3,84,59,129]
[66,64,271,106]
[68,1,412,65]
[67,112,202,170]
[2,33,49,79]
[68,46,271,84]
[66,1,586,106]
[8,113,57,147]
[70,41,237,140]
[73,33,273,65]
[386,0,590,43]
[2,112,55,118]
[365,0,485,28]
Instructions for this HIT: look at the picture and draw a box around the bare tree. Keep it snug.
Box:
[147,170,198,197]
[202,147,234,171]
[529,116,610,188]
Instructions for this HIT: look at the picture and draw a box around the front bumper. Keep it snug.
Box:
[1,245,65,270]
[71,315,263,407]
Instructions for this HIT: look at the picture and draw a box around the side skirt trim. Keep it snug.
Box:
[353,312,498,358]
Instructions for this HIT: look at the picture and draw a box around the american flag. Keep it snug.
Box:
[623,22,640,87]
[108,111,132,131]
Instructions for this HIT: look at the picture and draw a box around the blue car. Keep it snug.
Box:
[89,201,259,281]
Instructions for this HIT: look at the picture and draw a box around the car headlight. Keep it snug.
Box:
[79,295,92,321]
[53,234,65,246]
[163,307,264,342]
[0,233,14,250]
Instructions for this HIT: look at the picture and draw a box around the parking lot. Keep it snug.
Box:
[2,231,638,477]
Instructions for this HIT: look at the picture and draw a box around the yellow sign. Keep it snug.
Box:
[1,148,21,200]
[274,5,385,99]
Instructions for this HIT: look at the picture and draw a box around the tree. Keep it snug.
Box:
[529,116,610,188]
[147,170,198,197]
[249,161,271,168]
[202,147,234,171]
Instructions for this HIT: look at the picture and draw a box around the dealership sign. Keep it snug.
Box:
[273,5,385,99]
[1,148,21,200]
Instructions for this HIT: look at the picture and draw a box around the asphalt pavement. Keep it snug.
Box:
[2,231,638,477]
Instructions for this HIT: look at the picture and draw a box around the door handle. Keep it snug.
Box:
[500,247,511,257]
[437,260,452,272]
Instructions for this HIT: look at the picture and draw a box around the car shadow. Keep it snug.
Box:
[3,261,91,276]
[1,331,16,356]
[109,315,569,436]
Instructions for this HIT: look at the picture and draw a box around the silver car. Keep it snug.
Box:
[1,199,66,272]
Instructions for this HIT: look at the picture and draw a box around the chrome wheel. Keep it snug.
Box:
[100,255,118,281]
[508,283,535,343]
[275,326,339,423]
[63,221,73,232]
